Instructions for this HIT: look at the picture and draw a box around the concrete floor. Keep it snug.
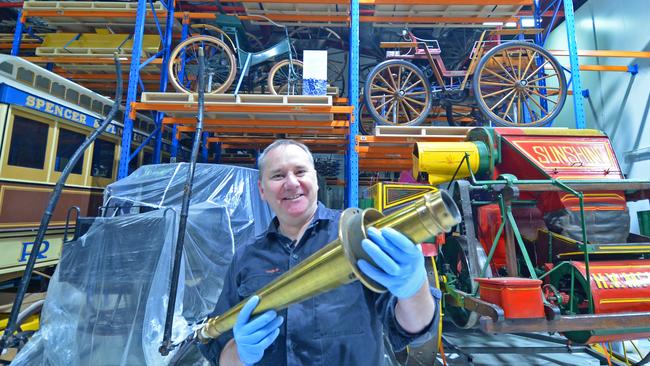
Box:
[402,322,650,366]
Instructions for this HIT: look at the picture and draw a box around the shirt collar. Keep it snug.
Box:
[266,201,333,238]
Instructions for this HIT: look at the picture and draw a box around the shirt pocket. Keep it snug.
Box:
[314,282,371,338]
[237,274,279,299]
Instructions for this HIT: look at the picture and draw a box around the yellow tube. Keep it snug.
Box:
[413,142,486,185]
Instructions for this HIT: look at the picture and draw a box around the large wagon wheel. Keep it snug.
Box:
[364,60,432,126]
[268,59,304,95]
[168,36,237,94]
[473,41,567,127]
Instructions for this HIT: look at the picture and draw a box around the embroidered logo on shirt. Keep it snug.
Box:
[265,267,280,274]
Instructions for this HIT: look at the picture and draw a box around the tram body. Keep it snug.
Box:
[0,55,171,280]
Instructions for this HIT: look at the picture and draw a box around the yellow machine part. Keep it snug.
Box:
[413,142,485,185]
[39,30,160,55]
[368,182,438,213]
[0,314,39,333]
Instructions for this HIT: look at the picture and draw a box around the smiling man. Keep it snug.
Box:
[199,139,440,366]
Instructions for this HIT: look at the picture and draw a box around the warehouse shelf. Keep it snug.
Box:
[234,0,528,27]
[20,1,177,33]
[9,0,590,207]
[357,126,469,172]
[131,92,353,155]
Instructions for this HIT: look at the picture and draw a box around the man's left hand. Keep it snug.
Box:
[357,227,426,299]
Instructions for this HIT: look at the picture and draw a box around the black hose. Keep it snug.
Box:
[159,47,206,356]
[0,56,123,352]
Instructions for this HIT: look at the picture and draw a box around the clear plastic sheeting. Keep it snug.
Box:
[12,164,272,366]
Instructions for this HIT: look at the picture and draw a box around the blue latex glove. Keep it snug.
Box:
[233,295,284,365]
[357,227,427,299]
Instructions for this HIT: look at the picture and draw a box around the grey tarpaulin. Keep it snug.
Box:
[12,163,272,365]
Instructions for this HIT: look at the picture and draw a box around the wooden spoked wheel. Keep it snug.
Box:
[364,60,432,126]
[267,59,304,95]
[473,41,567,127]
[189,24,236,51]
[358,102,376,135]
[168,36,237,94]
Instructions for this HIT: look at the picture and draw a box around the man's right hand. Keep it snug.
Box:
[233,295,284,365]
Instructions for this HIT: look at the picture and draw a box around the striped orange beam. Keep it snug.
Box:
[208,137,348,145]
[551,50,650,58]
[579,65,631,72]
[356,146,412,155]
[219,143,346,153]
[178,126,348,134]
[239,14,518,24]
[131,102,352,119]
[360,160,412,171]
[55,72,161,81]
[22,10,168,19]
[23,56,163,65]
[163,117,348,127]
[0,43,38,49]
[357,135,465,143]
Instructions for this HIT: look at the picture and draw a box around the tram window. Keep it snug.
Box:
[65,89,79,104]
[16,67,34,85]
[91,139,115,178]
[103,104,111,116]
[143,151,153,165]
[55,129,85,174]
[79,95,92,110]
[8,116,48,169]
[35,75,51,93]
[92,100,103,114]
[0,61,13,75]
[51,83,65,99]
[128,156,138,175]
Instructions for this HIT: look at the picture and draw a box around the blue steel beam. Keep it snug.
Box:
[11,10,23,56]
[171,19,190,161]
[118,0,148,179]
[563,0,586,129]
[345,0,359,207]
[345,0,359,208]
[153,0,175,164]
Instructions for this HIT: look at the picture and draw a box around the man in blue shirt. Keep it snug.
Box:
[200,139,439,365]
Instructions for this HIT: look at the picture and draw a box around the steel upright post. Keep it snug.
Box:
[563,0,587,129]
[118,0,148,179]
[345,0,360,208]
[11,10,23,56]
[153,0,176,164]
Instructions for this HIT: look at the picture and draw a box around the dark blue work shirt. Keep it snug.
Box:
[199,202,439,365]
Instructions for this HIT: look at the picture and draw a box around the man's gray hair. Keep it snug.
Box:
[257,139,315,178]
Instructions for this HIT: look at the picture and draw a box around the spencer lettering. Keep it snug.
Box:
[24,95,88,124]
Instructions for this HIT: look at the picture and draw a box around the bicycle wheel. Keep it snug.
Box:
[189,24,236,51]
[473,41,567,127]
[364,59,432,126]
[268,59,304,95]
[168,35,237,94]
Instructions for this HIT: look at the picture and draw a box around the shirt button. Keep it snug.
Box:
[292,254,299,260]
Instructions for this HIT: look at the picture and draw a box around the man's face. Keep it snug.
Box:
[258,144,319,228]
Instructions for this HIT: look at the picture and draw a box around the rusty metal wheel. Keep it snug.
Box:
[168,35,237,94]
[473,41,567,127]
[364,60,432,127]
[268,59,304,95]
